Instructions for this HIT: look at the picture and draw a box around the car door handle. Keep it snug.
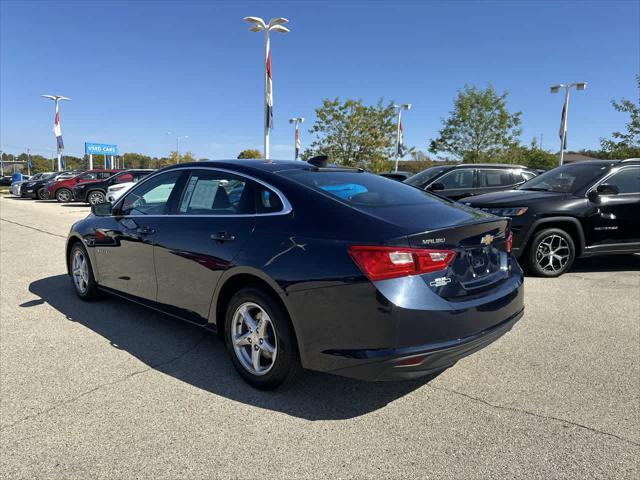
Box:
[211,231,235,242]
[136,226,155,235]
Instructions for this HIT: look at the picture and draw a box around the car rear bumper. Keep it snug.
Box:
[324,308,523,381]
[285,260,524,381]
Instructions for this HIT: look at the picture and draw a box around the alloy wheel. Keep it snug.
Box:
[231,302,278,376]
[535,234,570,274]
[89,192,105,205]
[57,189,71,202]
[72,249,89,294]
[37,188,47,200]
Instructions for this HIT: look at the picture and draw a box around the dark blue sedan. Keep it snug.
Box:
[66,160,524,389]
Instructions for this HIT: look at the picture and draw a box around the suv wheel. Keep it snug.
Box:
[69,243,100,300]
[527,228,575,277]
[56,188,72,202]
[37,187,48,200]
[225,287,300,390]
[88,191,106,205]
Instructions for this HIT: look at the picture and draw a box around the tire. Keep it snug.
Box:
[37,187,48,200]
[87,190,106,205]
[69,242,100,301]
[224,287,300,390]
[55,188,72,203]
[527,228,575,277]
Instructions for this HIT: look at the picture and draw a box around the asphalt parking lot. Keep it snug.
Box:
[1,194,638,479]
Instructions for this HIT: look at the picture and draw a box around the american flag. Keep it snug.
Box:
[559,102,567,149]
[265,51,273,130]
[397,120,405,157]
[295,123,301,159]
[53,102,64,150]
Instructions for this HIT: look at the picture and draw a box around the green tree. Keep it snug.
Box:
[237,149,262,159]
[121,153,153,168]
[429,85,522,162]
[302,98,397,170]
[600,75,640,158]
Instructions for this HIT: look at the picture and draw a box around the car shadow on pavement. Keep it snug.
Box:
[28,274,432,421]
[569,254,640,273]
[61,204,91,207]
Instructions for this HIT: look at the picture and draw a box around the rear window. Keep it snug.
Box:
[283,170,442,208]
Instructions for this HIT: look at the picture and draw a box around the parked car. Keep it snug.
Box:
[66,160,524,389]
[46,169,122,202]
[74,169,154,204]
[0,175,14,186]
[379,171,413,182]
[10,173,47,196]
[404,164,538,200]
[461,159,640,277]
[20,171,70,199]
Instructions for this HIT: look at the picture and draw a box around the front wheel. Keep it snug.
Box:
[88,190,106,205]
[69,243,100,300]
[527,228,575,277]
[225,287,300,390]
[37,187,48,200]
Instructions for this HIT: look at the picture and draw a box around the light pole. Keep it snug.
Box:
[168,132,189,163]
[243,16,290,160]
[550,82,587,166]
[393,103,411,172]
[41,94,71,171]
[289,117,304,160]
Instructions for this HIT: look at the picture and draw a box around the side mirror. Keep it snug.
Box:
[429,182,445,192]
[597,184,619,195]
[91,202,113,216]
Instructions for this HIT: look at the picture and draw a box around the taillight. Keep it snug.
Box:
[348,246,456,281]
[506,231,513,254]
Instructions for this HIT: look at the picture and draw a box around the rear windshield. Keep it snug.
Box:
[283,169,443,208]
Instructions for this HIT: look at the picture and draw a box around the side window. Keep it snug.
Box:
[255,185,284,214]
[80,172,97,180]
[115,173,133,183]
[178,170,253,215]
[437,169,474,189]
[98,172,113,179]
[478,169,515,187]
[605,167,640,194]
[120,171,183,216]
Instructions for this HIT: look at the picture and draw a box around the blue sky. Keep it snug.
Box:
[1,0,638,160]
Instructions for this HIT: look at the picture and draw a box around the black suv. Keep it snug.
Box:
[73,169,154,204]
[462,159,640,277]
[404,164,537,200]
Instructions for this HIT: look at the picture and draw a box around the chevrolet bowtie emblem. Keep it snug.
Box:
[480,234,494,246]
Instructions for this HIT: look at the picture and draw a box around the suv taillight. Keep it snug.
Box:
[348,246,456,281]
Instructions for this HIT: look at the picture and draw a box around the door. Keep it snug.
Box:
[428,168,475,200]
[476,169,521,195]
[153,169,257,323]
[94,170,185,300]
[588,166,640,246]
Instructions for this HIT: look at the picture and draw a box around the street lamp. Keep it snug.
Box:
[550,82,587,166]
[41,94,71,171]
[168,132,189,163]
[289,117,304,160]
[244,16,290,160]
[393,103,411,172]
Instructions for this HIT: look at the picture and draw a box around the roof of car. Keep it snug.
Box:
[163,159,317,175]
[448,163,531,169]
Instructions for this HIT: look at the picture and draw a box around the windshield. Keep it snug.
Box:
[517,163,609,193]
[283,169,444,208]
[404,166,449,188]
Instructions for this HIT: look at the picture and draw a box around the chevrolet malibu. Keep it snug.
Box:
[66,160,524,389]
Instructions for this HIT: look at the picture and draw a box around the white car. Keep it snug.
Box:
[106,181,135,203]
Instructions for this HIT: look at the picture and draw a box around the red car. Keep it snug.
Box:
[47,169,122,202]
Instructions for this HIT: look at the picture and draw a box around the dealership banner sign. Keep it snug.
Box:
[85,142,118,155]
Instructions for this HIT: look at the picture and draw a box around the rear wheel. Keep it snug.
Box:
[224,287,300,390]
[69,243,100,300]
[527,228,575,277]
[88,190,106,205]
[56,188,72,202]
[37,187,47,200]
